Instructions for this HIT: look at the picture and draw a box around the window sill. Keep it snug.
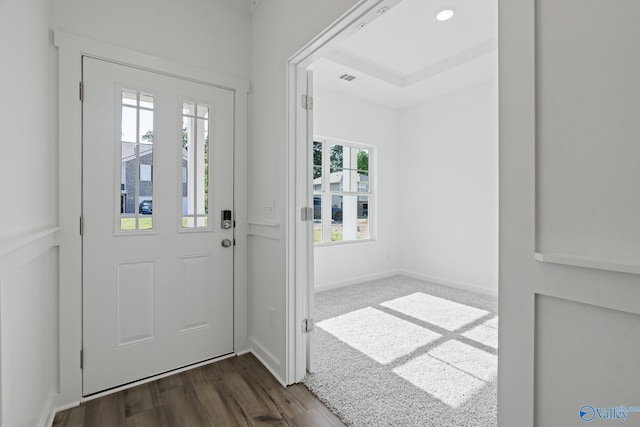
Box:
[314,238,375,248]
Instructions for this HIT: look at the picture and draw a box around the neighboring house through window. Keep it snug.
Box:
[313,137,372,244]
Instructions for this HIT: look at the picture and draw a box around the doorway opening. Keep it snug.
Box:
[288,0,498,424]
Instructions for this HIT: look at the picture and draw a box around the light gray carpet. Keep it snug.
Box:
[303,275,498,427]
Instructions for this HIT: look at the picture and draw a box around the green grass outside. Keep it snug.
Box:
[313,227,344,243]
[314,218,369,244]
[120,216,208,230]
[120,217,153,230]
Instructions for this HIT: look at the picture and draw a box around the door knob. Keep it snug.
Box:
[221,239,232,248]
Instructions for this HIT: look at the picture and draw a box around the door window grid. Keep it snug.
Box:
[313,139,372,244]
[119,89,154,231]
[181,101,210,229]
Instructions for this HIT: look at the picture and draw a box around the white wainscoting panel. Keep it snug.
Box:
[180,256,213,332]
[116,261,156,346]
[0,228,60,427]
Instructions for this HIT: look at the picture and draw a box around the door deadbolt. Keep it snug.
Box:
[221,210,232,229]
[221,239,232,248]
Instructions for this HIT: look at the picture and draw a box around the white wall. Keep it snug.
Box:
[0,0,60,425]
[500,1,640,425]
[312,80,498,296]
[249,0,359,382]
[313,87,401,290]
[0,0,57,239]
[51,0,251,81]
[399,80,498,295]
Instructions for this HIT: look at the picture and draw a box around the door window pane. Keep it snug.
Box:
[331,194,343,242]
[119,89,154,232]
[314,195,322,243]
[313,141,323,191]
[357,195,370,240]
[181,101,210,229]
[121,107,137,143]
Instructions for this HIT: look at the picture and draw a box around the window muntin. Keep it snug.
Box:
[313,139,372,244]
[181,101,210,229]
[119,89,154,232]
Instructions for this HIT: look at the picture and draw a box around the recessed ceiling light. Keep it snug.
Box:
[377,6,390,16]
[356,21,367,29]
[435,6,456,22]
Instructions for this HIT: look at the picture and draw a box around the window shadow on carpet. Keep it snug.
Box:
[304,275,497,427]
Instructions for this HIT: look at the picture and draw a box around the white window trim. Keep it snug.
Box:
[313,136,374,246]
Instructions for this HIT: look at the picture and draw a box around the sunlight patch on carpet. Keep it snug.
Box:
[462,317,498,349]
[429,340,497,382]
[381,292,489,331]
[316,307,441,364]
[393,340,496,408]
[393,353,485,408]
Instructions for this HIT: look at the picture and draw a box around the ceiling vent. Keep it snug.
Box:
[339,73,358,82]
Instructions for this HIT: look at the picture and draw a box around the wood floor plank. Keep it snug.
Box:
[52,405,85,427]
[236,355,307,419]
[53,355,343,427]
[83,393,126,427]
[290,406,344,427]
[123,382,160,417]
[158,386,210,427]
[287,384,326,411]
[192,376,251,426]
[155,371,187,393]
[124,407,169,427]
[218,366,287,426]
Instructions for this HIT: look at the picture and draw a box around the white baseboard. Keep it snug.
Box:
[40,392,58,427]
[248,338,286,387]
[399,270,498,297]
[314,270,400,293]
[235,348,252,356]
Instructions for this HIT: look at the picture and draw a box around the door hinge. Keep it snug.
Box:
[79,81,84,102]
[301,94,313,111]
[302,318,314,333]
[80,349,84,369]
[79,216,84,236]
[301,206,313,222]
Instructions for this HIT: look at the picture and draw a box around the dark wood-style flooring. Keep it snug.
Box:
[53,354,345,427]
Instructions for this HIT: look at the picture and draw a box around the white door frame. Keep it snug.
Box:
[284,0,402,383]
[54,31,249,408]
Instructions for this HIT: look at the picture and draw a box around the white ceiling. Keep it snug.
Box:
[309,0,498,110]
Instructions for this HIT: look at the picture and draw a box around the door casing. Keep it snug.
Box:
[284,0,403,384]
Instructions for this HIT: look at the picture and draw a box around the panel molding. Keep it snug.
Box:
[535,252,640,277]
[248,220,280,227]
[532,0,640,276]
[248,223,282,240]
[0,227,59,278]
[179,255,213,333]
[116,261,156,346]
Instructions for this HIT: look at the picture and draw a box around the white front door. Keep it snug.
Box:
[82,57,234,395]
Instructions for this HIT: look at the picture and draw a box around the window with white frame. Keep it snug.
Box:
[313,138,372,244]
